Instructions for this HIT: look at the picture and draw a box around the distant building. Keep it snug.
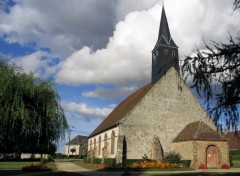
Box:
[87,5,229,168]
[64,135,88,156]
[225,131,240,150]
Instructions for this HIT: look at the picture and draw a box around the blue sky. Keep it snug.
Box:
[0,0,240,153]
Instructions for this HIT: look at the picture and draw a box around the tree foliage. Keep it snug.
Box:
[0,60,68,153]
[181,1,240,130]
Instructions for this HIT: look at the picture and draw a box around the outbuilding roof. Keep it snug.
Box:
[65,135,88,145]
[173,121,227,142]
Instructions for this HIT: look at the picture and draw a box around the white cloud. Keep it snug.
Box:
[82,85,137,99]
[11,51,58,78]
[62,102,113,120]
[56,0,240,86]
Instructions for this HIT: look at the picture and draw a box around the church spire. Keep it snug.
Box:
[153,5,177,52]
[151,5,179,84]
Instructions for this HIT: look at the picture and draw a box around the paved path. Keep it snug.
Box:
[54,160,240,176]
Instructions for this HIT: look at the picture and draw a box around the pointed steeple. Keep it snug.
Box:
[151,5,179,84]
[153,5,177,52]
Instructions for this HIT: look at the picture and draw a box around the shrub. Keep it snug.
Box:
[83,157,88,163]
[198,164,208,169]
[103,158,116,167]
[164,152,181,164]
[229,149,240,155]
[92,158,102,165]
[40,158,48,165]
[232,155,240,160]
[180,160,191,168]
[124,159,144,167]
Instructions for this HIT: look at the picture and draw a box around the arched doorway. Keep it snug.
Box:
[206,145,219,168]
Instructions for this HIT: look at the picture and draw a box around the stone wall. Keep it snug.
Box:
[173,141,193,160]
[119,67,216,159]
[173,140,229,168]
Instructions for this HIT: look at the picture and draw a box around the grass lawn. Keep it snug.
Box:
[0,170,84,176]
[72,161,99,170]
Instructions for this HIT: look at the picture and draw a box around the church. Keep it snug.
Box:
[88,6,229,168]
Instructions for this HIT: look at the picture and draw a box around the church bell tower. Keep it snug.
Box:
[152,6,179,84]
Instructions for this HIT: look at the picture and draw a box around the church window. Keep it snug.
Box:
[164,49,168,56]
[98,136,101,155]
[156,50,158,56]
[94,138,96,149]
[111,130,115,154]
[172,50,175,57]
[104,133,107,147]
[90,140,92,147]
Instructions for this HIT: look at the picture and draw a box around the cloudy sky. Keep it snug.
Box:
[0,0,239,153]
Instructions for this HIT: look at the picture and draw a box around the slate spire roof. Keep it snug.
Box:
[153,5,177,52]
[173,121,227,142]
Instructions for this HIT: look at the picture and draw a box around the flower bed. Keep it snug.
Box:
[132,161,179,169]
[22,163,52,171]
[198,164,208,169]
[221,164,230,169]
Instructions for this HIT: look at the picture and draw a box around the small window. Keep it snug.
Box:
[98,136,101,155]
[156,50,158,56]
[104,133,107,147]
[164,49,168,56]
[111,131,115,155]
[172,50,175,57]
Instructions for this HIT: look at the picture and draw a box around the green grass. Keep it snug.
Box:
[0,170,84,176]
[0,161,57,170]
[72,161,99,170]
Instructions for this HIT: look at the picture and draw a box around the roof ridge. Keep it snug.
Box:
[193,121,201,140]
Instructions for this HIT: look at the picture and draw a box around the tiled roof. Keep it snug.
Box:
[225,131,240,150]
[66,135,88,145]
[89,83,153,137]
[173,121,227,142]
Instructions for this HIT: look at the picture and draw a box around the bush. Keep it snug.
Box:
[229,149,240,155]
[180,160,191,167]
[232,155,240,160]
[40,158,48,165]
[164,152,181,164]
[103,158,116,167]
[92,158,102,165]
[124,159,144,167]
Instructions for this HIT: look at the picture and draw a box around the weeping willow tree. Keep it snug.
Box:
[181,1,240,130]
[0,60,68,154]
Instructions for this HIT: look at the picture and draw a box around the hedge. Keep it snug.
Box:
[124,159,144,167]
[229,150,240,156]
[180,160,191,167]
[103,158,116,166]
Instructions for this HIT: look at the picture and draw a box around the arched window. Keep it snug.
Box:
[98,136,101,155]
[94,138,96,149]
[104,133,107,147]
[90,140,92,148]
[111,130,115,154]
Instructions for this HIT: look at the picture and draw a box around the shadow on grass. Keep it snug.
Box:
[0,170,84,176]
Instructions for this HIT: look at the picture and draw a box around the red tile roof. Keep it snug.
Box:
[89,83,153,137]
[225,131,240,150]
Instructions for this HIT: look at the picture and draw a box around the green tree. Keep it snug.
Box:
[181,1,240,130]
[0,59,68,154]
